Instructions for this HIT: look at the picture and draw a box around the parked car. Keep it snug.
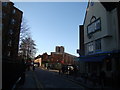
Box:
[61,65,79,75]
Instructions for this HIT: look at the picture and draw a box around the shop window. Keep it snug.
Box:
[95,39,101,52]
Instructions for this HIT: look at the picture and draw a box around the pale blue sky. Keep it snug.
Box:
[14,2,88,56]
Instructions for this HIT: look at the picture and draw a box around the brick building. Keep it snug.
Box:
[40,46,77,69]
[2,2,23,60]
[2,1,23,89]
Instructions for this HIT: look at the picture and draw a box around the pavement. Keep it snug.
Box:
[14,69,43,90]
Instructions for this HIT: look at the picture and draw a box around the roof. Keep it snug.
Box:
[83,1,119,25]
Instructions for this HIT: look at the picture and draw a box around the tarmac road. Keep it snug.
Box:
[34,67,89,90]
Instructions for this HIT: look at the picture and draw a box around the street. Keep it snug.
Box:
[34,67,88,90]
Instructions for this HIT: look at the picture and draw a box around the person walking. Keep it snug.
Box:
[59,69,61,75]
[73,65,78,79]
[62,66,65,74]
[32,63,35,71]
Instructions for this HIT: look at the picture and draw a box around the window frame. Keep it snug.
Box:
[87,18,101,35]
[7,51,11,56]
[87,42,94,54]
[2,2,8,7]
[12,9,16,14]
[95,39,101,52]
[8,40,12,47]
[9,29,13,35]
[11,18,16,25]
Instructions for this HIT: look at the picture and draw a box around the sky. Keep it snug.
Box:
[13,2,88,57]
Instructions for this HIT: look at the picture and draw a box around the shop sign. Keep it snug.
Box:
[87,18,101,35]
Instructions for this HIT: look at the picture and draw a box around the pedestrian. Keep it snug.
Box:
[47,65,50,70]
[33,64,35,71]
[62,66,65,74]
[69,67,72,75]
[38,62,40,67]
[59,69,61,75]
[73,65,78,79]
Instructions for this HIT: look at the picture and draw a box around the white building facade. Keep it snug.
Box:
[79,1,120,85]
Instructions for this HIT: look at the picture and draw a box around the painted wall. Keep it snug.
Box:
[84,2,119,55]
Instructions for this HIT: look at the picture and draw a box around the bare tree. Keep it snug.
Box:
[19,37,37,60]
[18,18,37,60]
[20,18,30,41]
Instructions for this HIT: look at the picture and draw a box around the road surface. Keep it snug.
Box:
[34,67,88,90]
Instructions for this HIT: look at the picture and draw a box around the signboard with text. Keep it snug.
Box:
[87,18,101,35]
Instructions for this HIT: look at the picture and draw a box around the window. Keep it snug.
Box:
[8,51,11,56]
[88,42,94,53]
[87,24,94,34]
[58,47,60,53]
[2,13,6,18]
[8,40,12,47]
[9,29,13,35]
[2,2,7,6]
[11,19,15,24]
[95,19,101,31]
[95,39,101,51]
[12,9,16,14]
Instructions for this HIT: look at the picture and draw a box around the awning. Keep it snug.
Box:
[88,50,120,56]
[79,55,109,62]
